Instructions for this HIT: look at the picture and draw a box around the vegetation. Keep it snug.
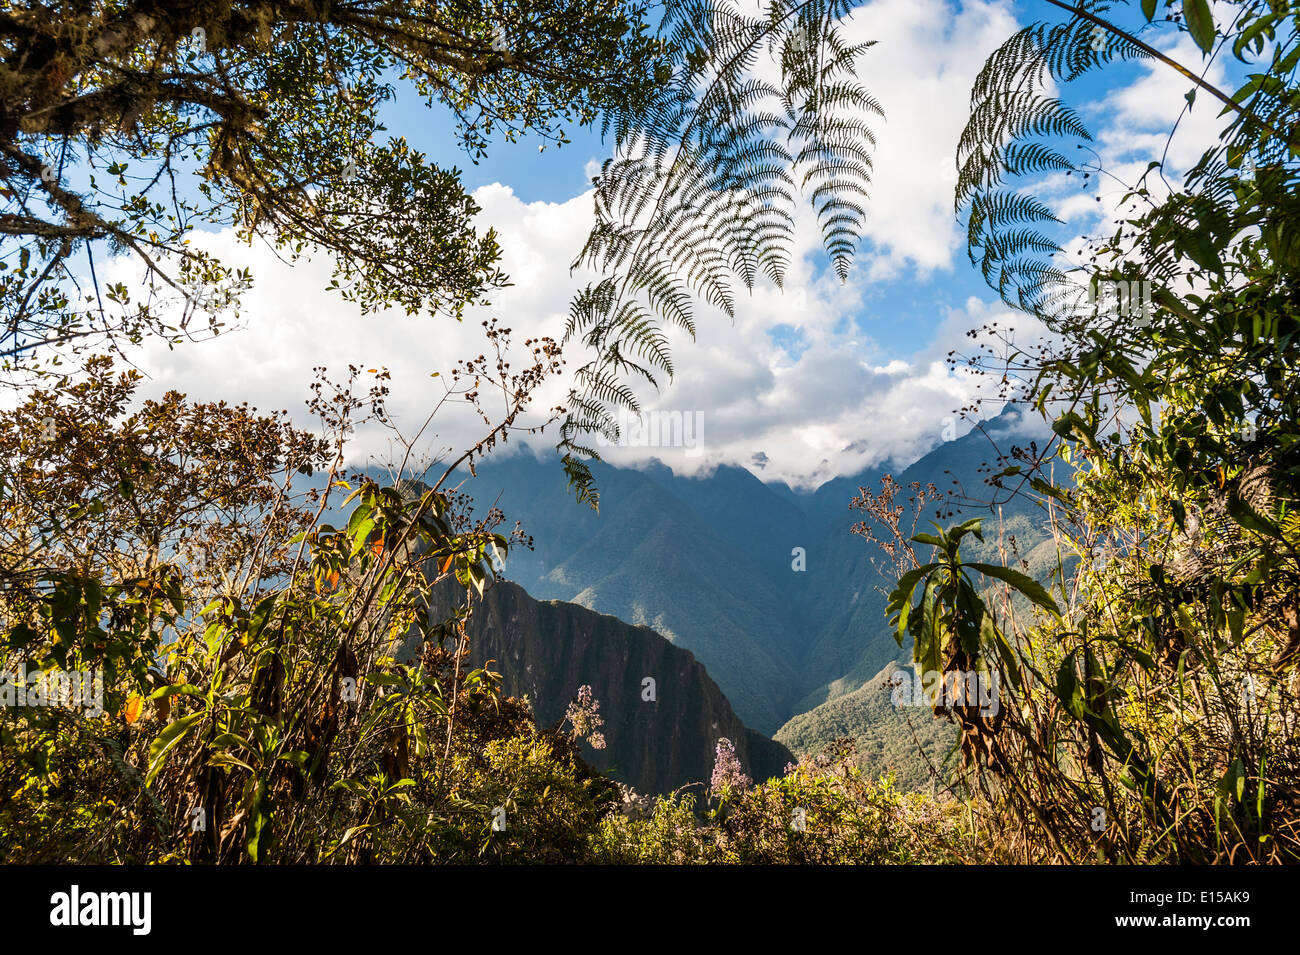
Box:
[885,0,1300,862]
[3,0,1298,865]
[1,0,931,864]
[0,0,661,369]
[773,662,957,793]
[592,739,983,864]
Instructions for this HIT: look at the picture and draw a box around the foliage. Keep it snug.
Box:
[773,663,958,793]
[0,328,583,863]
[883,518,1056,771]
[897,0,1300,862]
[558,0,881,506]
[0,355,331,593]
[0,1,896,864]
[0,0,668,369]
[591,739,985,863]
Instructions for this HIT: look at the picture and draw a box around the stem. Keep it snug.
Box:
[1040,0,1298,147]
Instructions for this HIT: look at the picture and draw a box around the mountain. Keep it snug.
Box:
[416,579,793,795]
[446,454,807,732]
[789,409,1061,714]
[773,660,956,792]
[404,405,1062,785]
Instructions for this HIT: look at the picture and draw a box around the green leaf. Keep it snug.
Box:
[1152,285,1199,324]
[1227,608,1245,643]
[350,517,376,556]
[279,750,310,772]
[1055,654,1082,717]
[5,623,38,650]
[966,562,1061,616]
[1183,0,1216,53]
[1051,411,1081,438]
[954,580,987,655]
[916,577,943,675]
[246,777,269,863]
[247,593,279,642]
[990,624,1023,691]
[886,563,939,644]
[147,683,203,701]
[1111,638,1156,671]
[1030,477,1070,504]
[145,712,203,786]
[1141,0,1158,21]
[207,752,257,773]
[1226,490,1282,539]
[164,576,184,615]
[347,501,373,533]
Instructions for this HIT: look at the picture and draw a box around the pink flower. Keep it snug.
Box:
[710,738,751,793]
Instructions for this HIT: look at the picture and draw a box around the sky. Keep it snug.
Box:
[102,0,1244,490]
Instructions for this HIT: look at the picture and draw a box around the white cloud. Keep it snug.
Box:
[105,176,1019,490]
[94,0,1169,493]
[839,0,1021,278]
[111,187,594,478]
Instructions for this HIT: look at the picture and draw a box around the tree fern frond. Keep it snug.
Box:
[559,0,880,505]
[957,2,1150,319]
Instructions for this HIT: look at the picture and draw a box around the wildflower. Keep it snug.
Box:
[564,684,606,750]
[709,738,751,793]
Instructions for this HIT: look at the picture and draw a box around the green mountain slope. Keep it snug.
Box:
[774,661,958,792]
[442,406,1064,781]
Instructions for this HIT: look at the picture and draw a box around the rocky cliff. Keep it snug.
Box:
[430,580,793,795]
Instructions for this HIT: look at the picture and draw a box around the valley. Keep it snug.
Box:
[443,406,1061,790]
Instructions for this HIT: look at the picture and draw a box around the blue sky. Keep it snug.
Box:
[373,32,999,365]
[373,0,1224,364]
[98,0,1249,488]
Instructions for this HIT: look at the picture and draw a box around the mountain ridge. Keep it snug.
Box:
[386,405,1061,785]
[416,578,794,794]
